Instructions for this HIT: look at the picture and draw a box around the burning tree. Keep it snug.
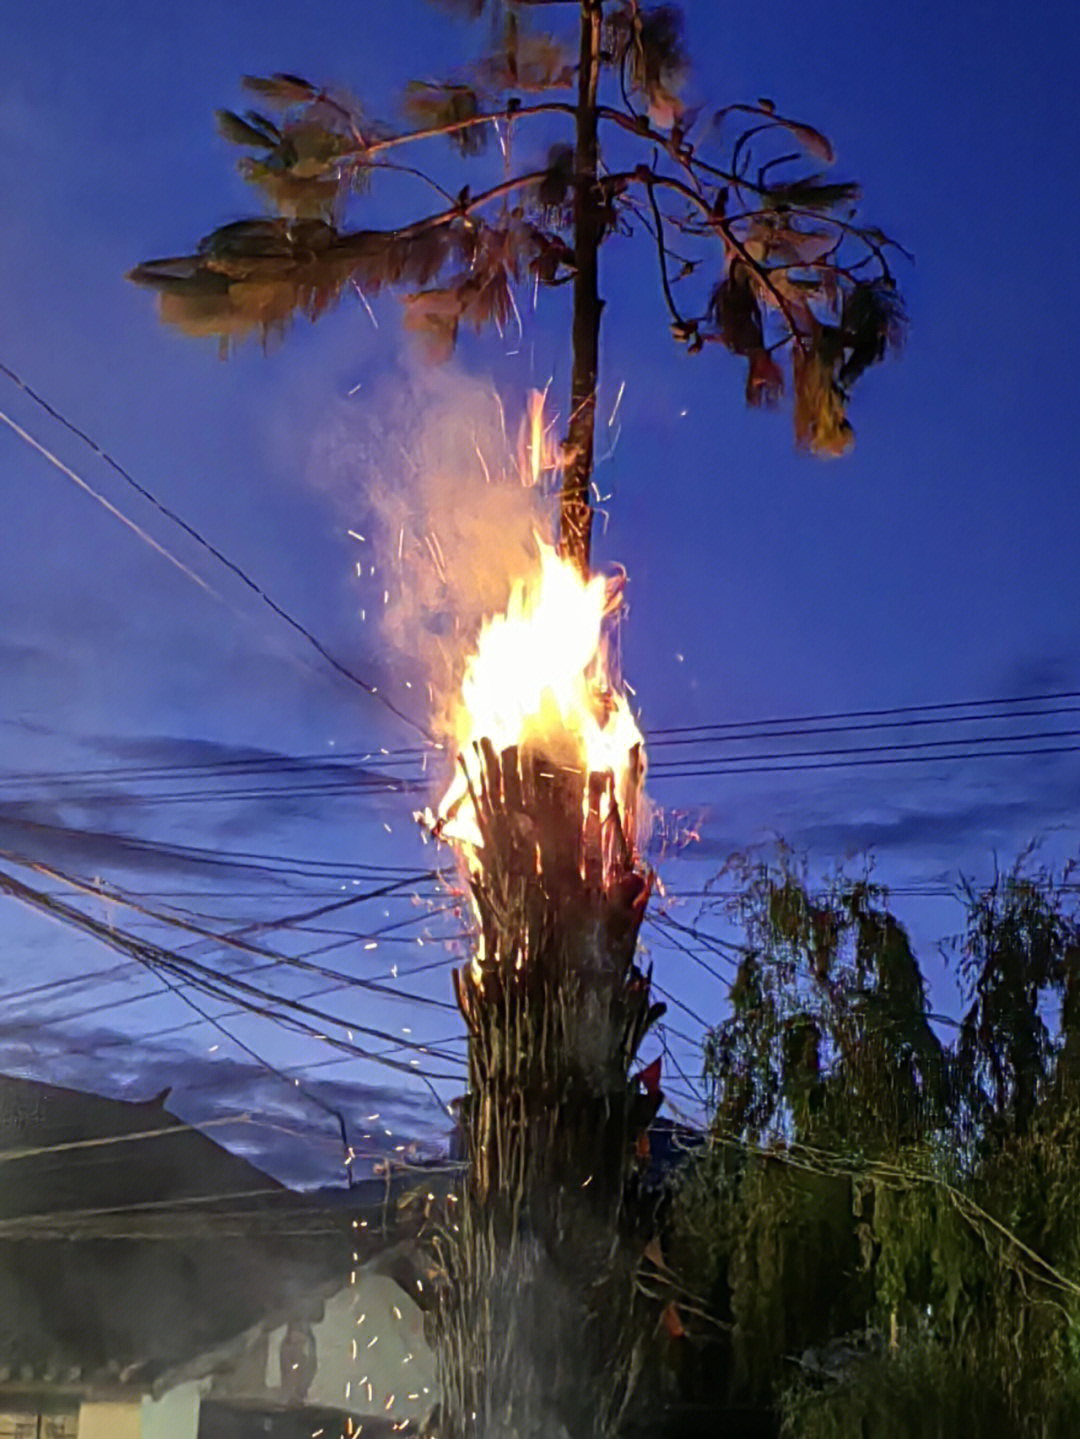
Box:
[423,543,661,1436]
[127,3,906,1435]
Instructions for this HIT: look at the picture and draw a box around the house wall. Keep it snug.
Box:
[78,1402,142,1439]
[264,1271,437,1423]
[77,1383,200,1439]
[141,1381,201,1439]
[0,1412,76,1439]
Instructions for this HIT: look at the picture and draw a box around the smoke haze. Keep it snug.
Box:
[308,362,553,739]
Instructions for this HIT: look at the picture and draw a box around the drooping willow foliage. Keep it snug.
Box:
[662,848,1080,1439]
[426,741,663,1439]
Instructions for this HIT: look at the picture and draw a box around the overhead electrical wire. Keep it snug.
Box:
[0,409,218,597]
[0,358,431,739]
[2,858,719,1125]
[3,850,454,959]
[1,855,464,1025]
[8,853,467,997]
[646,689,1080,738]
[9,715,1080,810]
[5,362,1080,802]
[11,694,1080,791]
[8,367,1079,1157]
[646,743,1080,780]
[4,736,1075,808]
[0,865,462,1084]
[0,813,449,885]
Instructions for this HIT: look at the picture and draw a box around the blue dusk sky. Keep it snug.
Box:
[2,0,1079,1183]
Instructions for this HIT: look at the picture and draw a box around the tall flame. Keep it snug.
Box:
[518,385,557,489]
[435,540,644,856]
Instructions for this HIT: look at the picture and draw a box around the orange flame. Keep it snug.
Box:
[434,539,644,858]
[519,385,558,489]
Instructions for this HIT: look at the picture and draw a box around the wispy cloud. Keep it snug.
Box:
[0,1020,452,1189]
[0,729,424,875]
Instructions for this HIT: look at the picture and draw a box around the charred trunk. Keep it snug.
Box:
[560,0,605,580]
[429,743,661,1439]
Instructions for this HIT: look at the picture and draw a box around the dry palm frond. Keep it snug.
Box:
[793,334,854,457]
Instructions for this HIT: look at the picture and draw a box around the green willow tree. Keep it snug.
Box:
[128,0,905,577]
[661,850,1080,1439]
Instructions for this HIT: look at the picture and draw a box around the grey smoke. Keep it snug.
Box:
[308,362,554,738]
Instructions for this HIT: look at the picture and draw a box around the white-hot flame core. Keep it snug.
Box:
[437,540,644,851]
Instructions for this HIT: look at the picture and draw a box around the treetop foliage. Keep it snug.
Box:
[128,0,907,459]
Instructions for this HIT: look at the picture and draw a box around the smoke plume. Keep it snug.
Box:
[308,361,554,738]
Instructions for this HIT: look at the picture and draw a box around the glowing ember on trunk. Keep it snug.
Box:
[429,539,644,867]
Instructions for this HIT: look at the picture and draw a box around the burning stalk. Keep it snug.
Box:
[423,545,665,1439]
[453,739,656,1190]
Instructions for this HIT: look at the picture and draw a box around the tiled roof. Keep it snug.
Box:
[0,1075,353,1393]
[0,1073,282,1226]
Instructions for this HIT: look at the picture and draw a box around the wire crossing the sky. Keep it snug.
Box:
[0,358,432,739]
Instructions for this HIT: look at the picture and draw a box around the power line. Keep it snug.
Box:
[649,740,1080,781]
[648,726,1080,770]
[0,409,217,596]
[0,358,431,740]
[0,1112,259,1167]
[7,700,1080,786]
[0,865,461,1088]
[648,702,1080,747]
[5,737,1074,807]
[8,694,1080,794]
[645,689,1080,738]
[10,718,1080,810]
[0,812,448,883]
[1,854,463,1024]
[1,746,435,787]
[3,849,450,950]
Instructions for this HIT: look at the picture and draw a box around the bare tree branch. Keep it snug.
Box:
[643,175,689,334]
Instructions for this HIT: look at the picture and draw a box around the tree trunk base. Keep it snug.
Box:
[428,741,661,1439]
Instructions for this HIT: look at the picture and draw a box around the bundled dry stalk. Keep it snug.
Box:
[428,740,663,1439]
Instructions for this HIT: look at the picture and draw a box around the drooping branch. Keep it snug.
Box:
[361,97,577,159]
[643,173,691,335]
[127,169,551,345]
[646,171,813,347]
